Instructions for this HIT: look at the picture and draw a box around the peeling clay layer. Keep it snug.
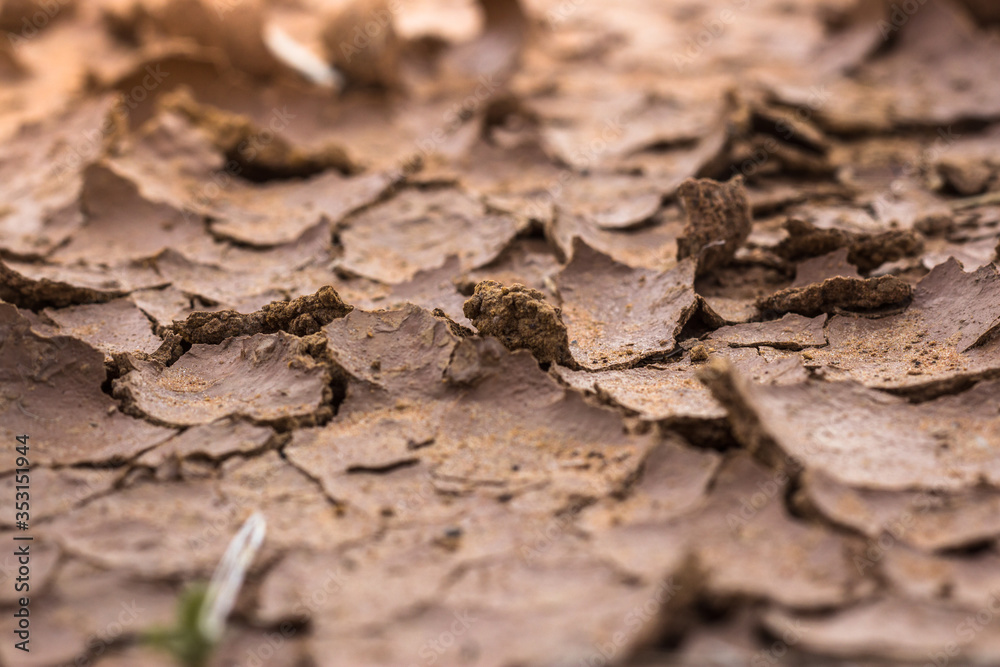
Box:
[3,0,1000,666]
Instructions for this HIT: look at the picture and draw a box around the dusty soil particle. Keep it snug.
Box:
[776,218,924,273]
[463,280,573,365]
[689,344,709,362]
[676,176,752,276]
[171,286,353,344]
[758,274,913,316]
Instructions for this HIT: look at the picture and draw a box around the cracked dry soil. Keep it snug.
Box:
[3,0,1000,665]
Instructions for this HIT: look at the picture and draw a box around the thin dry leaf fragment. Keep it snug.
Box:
[199,512,267,643]
[264,23,340,89]
[171,286,353,344]
[676,176,752,276]
[758,274,912,316]
[463,280,572,365]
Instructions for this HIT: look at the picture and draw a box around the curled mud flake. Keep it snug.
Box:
[42,298,162,363]
[338,188,519,284]
[552,362,726,424]
[802,259,1000,393]
[354,256,471,327]
[761,598,1000,663]
[801,469,1000,552]
[884,550,1000,612]
[322,303,462,402]
[912,258,1000,353]
[554,239,699,370]
[463,280,573,366]
[553,347,804,430]
[692,453,868,609]
[135,418,276,469]
[0,303,174,469]
[702,359,1000,490]
[0,95,121,258]
[592,192,662,230]
[546,208,682,270]
[113,332,331,428]
[172,285,353,344]
[208,170,396,247]
[708,313,828,350]
[54,163,216,264]
[676,176,752,276]
[758,274,912,316]
[0,258,127,309]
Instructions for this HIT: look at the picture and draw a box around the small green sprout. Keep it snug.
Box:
[144,513,267,667]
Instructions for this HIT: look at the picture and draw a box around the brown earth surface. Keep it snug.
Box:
[3,0,1000,665]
